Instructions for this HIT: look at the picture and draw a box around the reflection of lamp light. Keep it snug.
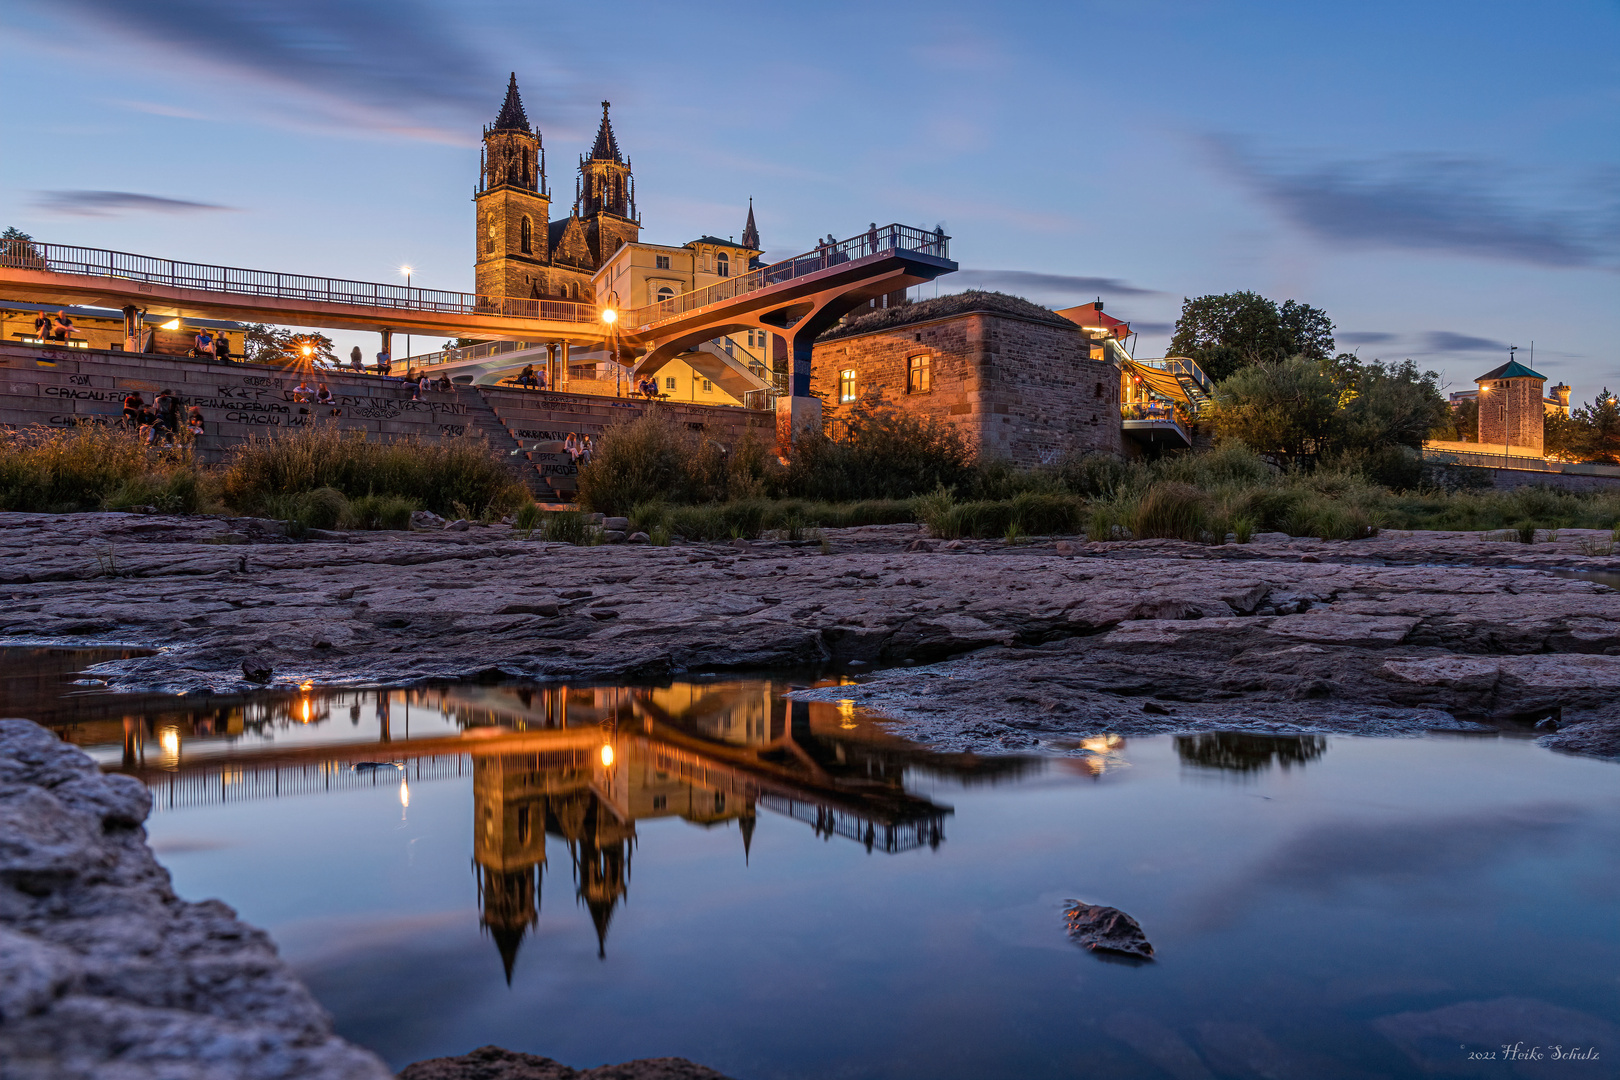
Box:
[301,699,311,723]
[600,744,615,767]
[159,728,180,755]
[399,780,410,808]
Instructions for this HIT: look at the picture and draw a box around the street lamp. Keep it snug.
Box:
[400,265,414,364]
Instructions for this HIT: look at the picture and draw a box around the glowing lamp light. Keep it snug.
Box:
[159,728,180,755]
[601,308,618,325]
[600,744,615,767]
[400,265,414,276]
[160,318,181,330]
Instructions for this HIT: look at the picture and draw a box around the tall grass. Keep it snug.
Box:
[0,426,208,513]
[221,426,526,518]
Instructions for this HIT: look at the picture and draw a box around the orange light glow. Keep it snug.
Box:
[600,744,615,767]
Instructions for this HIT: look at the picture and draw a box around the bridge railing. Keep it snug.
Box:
[621,223,950,329]
[0,238,597,325]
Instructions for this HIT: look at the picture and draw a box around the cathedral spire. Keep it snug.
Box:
[492,72,530,132]
[589,101,622,163]
[741,198,760,250]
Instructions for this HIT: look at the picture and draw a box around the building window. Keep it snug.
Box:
[655,254,671,270]
[839,369,857,403]
[665,376,676,390]
[485,219,496,255]
[716,252,730,277]
[652,795,667,810]
[520,216,532,254]
[656,285,673,303]
[702,379,713,393]
[907,354,931,394]
[569,282,579,300]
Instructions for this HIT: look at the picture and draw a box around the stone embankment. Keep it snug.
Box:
[1,512,1618,760]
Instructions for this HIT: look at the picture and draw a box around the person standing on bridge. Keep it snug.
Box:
[867,223,879,256]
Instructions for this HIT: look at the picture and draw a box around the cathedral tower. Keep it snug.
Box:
[576,102,640,267]
[475,74,551,300]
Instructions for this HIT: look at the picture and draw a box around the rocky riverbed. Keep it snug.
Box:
[1,510,1618,761]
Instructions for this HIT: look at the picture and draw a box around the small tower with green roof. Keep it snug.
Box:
[1475,357,1547,458]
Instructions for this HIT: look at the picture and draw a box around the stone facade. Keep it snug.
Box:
[811,294,1122,465]
[1476,374,1546,457]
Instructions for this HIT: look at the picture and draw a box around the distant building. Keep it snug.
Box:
[1449,378,1569,417]
[1474,359,1550,456]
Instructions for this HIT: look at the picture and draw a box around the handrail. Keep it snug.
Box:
[0,239,598,325]
[620,223,950,329]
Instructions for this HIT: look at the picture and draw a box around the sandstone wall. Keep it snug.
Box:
[811,310,1122,466]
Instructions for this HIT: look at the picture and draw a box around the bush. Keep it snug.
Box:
[576,412,728,514]
[784,405,973,501]
[344,494,417,531]
[221,427,525,518]
[539,510,591,545]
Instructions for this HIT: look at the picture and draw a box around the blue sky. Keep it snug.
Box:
[2,0,1616,401]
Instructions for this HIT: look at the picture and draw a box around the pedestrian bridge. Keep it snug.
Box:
[0,238,606,345]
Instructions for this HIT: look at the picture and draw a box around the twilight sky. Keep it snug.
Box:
[2,0,1616,401]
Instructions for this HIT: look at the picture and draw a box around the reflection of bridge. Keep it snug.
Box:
[99,680,977,979]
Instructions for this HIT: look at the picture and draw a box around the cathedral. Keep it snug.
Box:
[474,74,648,304]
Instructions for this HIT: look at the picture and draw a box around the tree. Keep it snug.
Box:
[239,324,291,363]
[1336,360,1448,451]
[286,332,338,366]
[1548,390,1620,465]
[1168,291,1336,383]
[442,337,481,350]
[2,226,44,267]
[1210,357,1341,466]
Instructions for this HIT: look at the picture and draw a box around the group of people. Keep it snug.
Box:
[32,310,77,343]
[513,364,548,390]
[191,329,233,362]
[563,432,594,465]
[121,389,203,445]
[634,377,664,400]
[292,381,344,416]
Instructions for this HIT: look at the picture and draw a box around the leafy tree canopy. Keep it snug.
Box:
[1168,291,1336,383]
[1546,390,1620,465]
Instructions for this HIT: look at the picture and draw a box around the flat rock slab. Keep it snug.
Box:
[2,512,1619,761]
[399,1045,736,1080]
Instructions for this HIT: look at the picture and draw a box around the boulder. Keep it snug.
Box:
[1063,902,1155,960]
[445,519,471,533]
[409,510,446,530]
[602,517,630,532]
[628,532,650,544]
[399,1045,737,1080]
[240,654,274,684]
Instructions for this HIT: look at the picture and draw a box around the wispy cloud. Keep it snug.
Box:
[949,268,1161,304]
[1422,331,1510,354]
[21,0,498,141]
[1211,138,1620,270]
[34,190,235,217]
[1339,331,1398,345]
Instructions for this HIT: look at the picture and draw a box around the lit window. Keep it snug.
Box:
[717,252,730,277]
[839,369,857,403]
[656,286,673,303]
[907,354,931,394]
[655,255,670,270]
[665,376,676,390]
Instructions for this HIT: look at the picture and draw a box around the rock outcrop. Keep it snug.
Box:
[1,512,1619,760]
[0,718,394,1080]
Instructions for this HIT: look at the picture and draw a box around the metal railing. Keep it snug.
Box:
[0,239,596,324]
[621,223,950,329]
[1136,355,1213,393]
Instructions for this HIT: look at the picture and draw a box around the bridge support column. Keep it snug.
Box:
[775,394,821,450]
[559,341,570,392]
[546,343,558,391]
[379,328,393,369]
[121,305,142,353]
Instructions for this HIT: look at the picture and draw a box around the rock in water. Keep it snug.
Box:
[1064,901,1155,960]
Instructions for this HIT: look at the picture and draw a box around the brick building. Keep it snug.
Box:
[1475,358,1548,456]
[811,291,1123,465]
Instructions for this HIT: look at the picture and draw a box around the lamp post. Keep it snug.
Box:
[601,303,619,397]
[399,266,414,366]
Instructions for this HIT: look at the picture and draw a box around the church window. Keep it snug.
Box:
[907,354,931,394]
[520,217,532,254]
[716,252,730,277]
[655,255,671,270]
[656,286,673,303]
[839,369,858,403]
[485,219,496,255]
[570,282,579,300]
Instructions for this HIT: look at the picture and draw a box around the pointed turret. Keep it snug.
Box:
[741,199,760,251]
[589,101,622,162]
[739,812,756,865]
[490,924,526,985]
[492,72,531,132]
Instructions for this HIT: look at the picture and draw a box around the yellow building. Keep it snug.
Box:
[0,302,242,357]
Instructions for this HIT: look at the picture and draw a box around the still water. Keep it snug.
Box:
[18,649,1620,1079]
